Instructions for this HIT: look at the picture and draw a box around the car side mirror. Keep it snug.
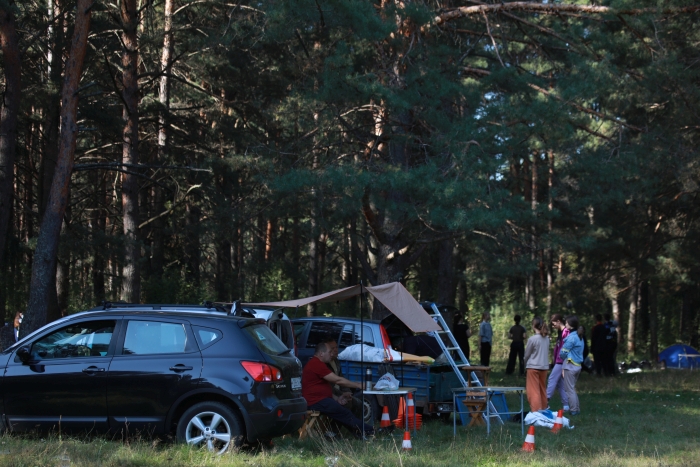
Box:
[16,346,32,363]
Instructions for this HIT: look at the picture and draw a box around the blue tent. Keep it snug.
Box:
[658,344,700,369]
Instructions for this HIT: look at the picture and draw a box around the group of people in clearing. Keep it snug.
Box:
[473,312,588,415]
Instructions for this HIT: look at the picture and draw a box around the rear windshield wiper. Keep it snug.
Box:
[277,348,292,356]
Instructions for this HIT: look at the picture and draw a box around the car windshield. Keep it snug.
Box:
[243,323,289,356]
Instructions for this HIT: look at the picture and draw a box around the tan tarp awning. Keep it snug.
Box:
[242,282,440,333]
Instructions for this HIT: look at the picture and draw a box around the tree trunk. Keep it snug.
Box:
[185,201,201,287]
[52,204,71,322]
[638,279,649,352]
[92,172,106,303]
[24,0,93,337]
[292,217,300,299]
[56,257,69,317]
[680,289,697,344]
[215,237,232,301]
[39,0,64,222]
[37,0,69,322]
[528,152,538,311]
[148,0,173,285]
[437,239,456,306]
[120,0,141,303]
[648,280,658,363]
[307,218,319,317]
[546,150,554,320]
[265,219,274,262]
[610,274,622,345]
[627,272,638,354]
[0,4,22,265]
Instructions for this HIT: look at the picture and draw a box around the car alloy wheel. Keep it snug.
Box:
[177,402,243,454]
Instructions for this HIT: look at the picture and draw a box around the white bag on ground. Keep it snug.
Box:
[373,372,400,390]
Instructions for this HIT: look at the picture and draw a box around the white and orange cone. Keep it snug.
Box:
[522,426,536,452]
[380,406,392,428]
[407,393,415,417]
[551,409,564,433]
[402,430,412,450]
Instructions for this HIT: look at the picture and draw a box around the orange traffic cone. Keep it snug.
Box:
[401,430,412,450]
[407,393,415,417]
[522,426,536,452]
[393,396,406,428]
[380,406,392,428]
[551,409,564,433]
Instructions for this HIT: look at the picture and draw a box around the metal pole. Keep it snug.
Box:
[360,281,365,434]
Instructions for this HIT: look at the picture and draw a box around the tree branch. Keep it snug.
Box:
[436,4,700,25]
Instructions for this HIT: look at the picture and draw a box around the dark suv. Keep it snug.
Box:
[0,304,306,454]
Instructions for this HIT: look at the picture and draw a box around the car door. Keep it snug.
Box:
[2,318,119,432]
[267,315,295,356]
[106,317,202,434]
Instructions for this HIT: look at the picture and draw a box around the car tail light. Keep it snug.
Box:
[241,361,283,382]
[379,325,393,361]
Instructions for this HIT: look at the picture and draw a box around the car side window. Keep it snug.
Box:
[293,322,307,346]
[193,326,223,349]
[279,321,293,348]
[123,321,187,355]
[355,325,375,347]
[31,320,116,360]
[338,324,354,349]
[306,322,344,348]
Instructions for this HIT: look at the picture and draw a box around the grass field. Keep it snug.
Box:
[0,368,698,467]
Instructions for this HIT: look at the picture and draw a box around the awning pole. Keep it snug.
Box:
[360,280,366,435]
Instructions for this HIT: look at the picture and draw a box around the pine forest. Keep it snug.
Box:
[1,0,700,362]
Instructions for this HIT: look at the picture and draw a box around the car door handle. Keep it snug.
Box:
[169,365,194,372]
[82,366,105,374]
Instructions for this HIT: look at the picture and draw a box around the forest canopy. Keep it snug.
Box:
[0,0,699,361]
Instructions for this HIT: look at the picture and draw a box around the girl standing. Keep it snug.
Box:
[524,317,550,412]
[478,312,493,366]
[560,316,585,415]
[546,314,570,411]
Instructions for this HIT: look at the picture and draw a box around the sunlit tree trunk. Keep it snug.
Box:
[627,271,639,354]
[120,0,141,303]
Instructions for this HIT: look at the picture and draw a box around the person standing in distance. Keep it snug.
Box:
[546,314,570,411]
[453,314,472,361]
[590,314,606,376]
[479,312,493,367]
[524,316,550,412]
[560,316,585,415]
[505,315,527,376]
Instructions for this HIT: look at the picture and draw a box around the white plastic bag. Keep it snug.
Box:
[373,372,400,390]
[338,344,386,362]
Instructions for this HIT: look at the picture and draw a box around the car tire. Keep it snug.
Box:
[176,402,244,455]
[361,394,379,425]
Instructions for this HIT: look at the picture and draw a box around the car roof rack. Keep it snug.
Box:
[92,301,229,313]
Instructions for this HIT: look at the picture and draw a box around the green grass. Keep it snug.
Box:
[0,368,698,466]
